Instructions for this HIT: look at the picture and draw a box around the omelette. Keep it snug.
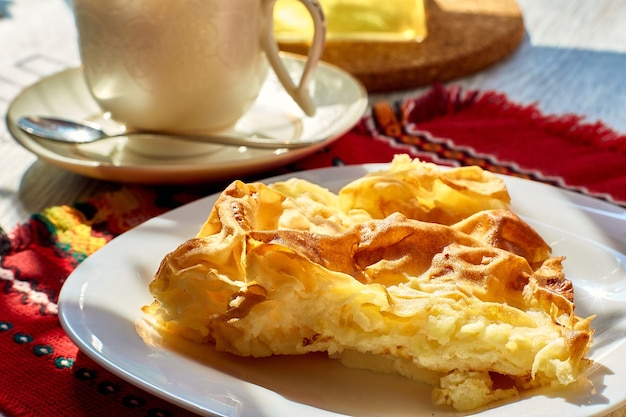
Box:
[143,155,594,411]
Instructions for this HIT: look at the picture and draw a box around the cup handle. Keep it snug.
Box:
[261,0,326,117]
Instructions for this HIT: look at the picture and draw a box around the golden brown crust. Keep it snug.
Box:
[338,154,511,225]
[143,156,594,411]
[452,209,552,266]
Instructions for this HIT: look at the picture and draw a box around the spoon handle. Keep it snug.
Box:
[151,132,325,149]
[17,116,327,149]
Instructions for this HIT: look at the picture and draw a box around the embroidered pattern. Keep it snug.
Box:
[0,186,199,416]
[367,98,624,207]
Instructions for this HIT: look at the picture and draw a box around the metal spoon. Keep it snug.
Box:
[16,116,323,149]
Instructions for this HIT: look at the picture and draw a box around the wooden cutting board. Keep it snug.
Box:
[279,0,525,92]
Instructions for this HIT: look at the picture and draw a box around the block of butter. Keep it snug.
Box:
[274,0,427,42]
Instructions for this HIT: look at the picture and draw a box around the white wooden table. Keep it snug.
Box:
[0,1,625,415]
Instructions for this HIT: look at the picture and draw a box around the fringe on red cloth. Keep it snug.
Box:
[406,84,626,151]
[294,84,625,206]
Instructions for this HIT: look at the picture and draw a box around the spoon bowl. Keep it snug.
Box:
[17,116,327,149]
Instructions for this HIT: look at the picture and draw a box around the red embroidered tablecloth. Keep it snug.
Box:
[1,86,625,417]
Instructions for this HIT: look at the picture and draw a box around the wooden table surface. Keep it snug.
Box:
[0,1,625,415]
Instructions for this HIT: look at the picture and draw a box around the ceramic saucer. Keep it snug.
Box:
[6,54,367,184]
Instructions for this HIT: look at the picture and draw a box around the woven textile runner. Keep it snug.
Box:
[1,86,624,417]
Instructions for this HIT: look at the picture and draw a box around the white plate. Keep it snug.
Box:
[6,55,367,184]
[59,164,626,417]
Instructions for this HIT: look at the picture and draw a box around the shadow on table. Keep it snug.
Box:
[0,0,12,18]
[457,35,626,132]
[14,158,286,225]
[16,159,120,217]
[371,33,626,134]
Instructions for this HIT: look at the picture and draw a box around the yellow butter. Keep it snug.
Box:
[274,0,427,42]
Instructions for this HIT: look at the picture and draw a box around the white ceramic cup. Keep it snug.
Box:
[71,0,326,134]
